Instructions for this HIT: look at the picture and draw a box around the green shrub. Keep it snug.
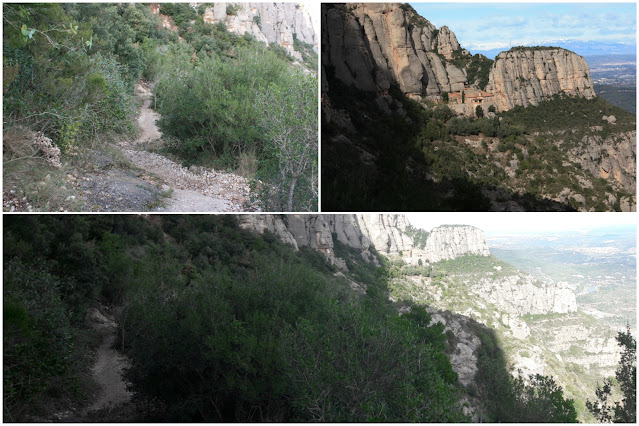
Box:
[155,47,288,167]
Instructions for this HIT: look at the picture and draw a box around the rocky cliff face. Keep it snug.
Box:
[569,130,637,197]
[422,226,491,262]
[323,4,597,111]
[322,3,469,98]
[238,214,490,266]
[177,3,317,62]
[474,274,577,315]
[488,48,596,111]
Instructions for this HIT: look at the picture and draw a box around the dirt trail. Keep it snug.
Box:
[83,308,131,416]
[117,82,255,212]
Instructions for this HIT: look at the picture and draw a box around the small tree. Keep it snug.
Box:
[441,92,449,104]
[488,105,496,113]
[255,70,318,211]
[587,327,636,423]
[461,90,465,104]
[475,105,484,118]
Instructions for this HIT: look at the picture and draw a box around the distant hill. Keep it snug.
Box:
[473,40,636,59]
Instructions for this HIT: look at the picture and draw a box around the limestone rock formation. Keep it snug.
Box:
[322,3,468,98]
[237,214,299,249]
[427,308,482,387]
[435,26,462,60]
[422,225,491,263]
[238,214,490,266]
[193,3,317,62]
[323,4,598,114]
[474,274,577,315]
[488,48,596,111]
[569,131,636,196]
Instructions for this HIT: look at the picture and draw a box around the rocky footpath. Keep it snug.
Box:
[488,48,596,111]
[116,82,255,212]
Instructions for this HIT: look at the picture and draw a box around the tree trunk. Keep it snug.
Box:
[287,176,297,211]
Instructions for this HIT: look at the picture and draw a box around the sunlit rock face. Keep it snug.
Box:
[489,48,596,111]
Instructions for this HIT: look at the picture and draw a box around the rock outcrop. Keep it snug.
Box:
[488,48,596,111]
[323,4,598,112]
[427,308,483,387]
[322,3,469,98]
[474,275,577,315]
[184,3,317,62]
[238,214,490,266]
[569,131,636,196]
[422,226,491,263]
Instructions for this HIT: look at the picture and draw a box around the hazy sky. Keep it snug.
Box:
[404,212,638,235]
[409,2,636,52]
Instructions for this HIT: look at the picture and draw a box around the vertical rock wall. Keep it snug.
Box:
[197,2,317,62]
[488,48,596,111]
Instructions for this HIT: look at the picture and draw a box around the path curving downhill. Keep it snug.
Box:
[120,82,255,212]
[83,308,131,416]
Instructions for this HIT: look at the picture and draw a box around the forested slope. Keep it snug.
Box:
[4,215,580,422]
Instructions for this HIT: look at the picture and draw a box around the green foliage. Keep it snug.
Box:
[226,3,241,16]
[254,70,318,211]
[4,215,467,422]
[65,3,167,83]
[292,33,318,71]
[3,4,136,151]
[500,94,635,133]
[154,47,288,167]
[475,105,484,118]
[475,329,578,422]
[404,225,430,249]
[587,327,636,423]
[159,3,197,29]
[431,254,517,278]
[284,305,464,422]
[508,45,563,53]
[511,374,579,422]
[466,54,492,90]
[3,261,80,421]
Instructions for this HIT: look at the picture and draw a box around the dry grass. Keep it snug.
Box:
[237,150,258,178]
[3,125,83,211]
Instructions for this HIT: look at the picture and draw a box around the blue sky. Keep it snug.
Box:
[409,3,636,52]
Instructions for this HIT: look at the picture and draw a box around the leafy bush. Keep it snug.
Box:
[4,261,79,421]
[155,47,288,168]
[587,327,636,423]
[475,328,578,422]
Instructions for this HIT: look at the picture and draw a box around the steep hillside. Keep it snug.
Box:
[5,214,596,423]
[154,2,317,69]
[239,213,633,421]
[321,3,636,212]
[3,3,318,212]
